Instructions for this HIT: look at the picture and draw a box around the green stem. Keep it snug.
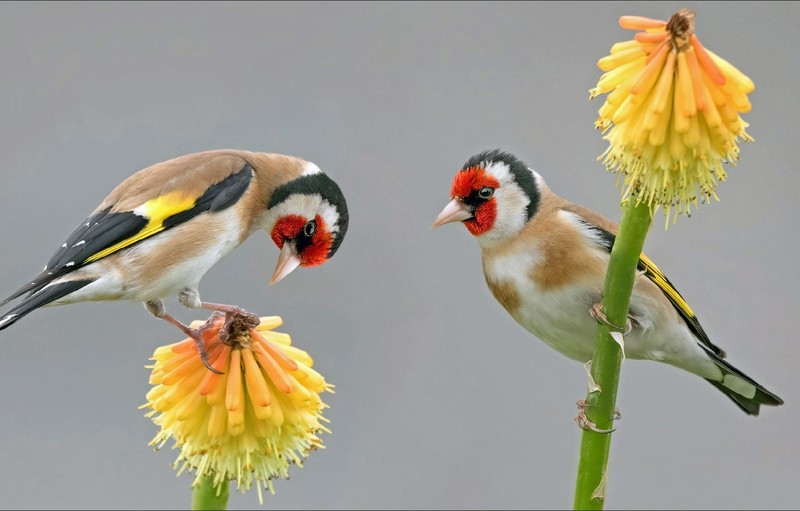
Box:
[192,475,230,510]
[573,200,652,510]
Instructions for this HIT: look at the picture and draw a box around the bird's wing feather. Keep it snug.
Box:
[2,160,254,305]
[634,252,724,355]
[562,204,726,357]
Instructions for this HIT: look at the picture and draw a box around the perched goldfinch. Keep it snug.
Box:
[0,149,348,371]
[434,149,782,416]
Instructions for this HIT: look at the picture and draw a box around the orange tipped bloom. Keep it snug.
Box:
[590,10,754,222]
[143,314,332,503]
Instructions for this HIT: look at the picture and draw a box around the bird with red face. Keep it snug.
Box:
[0,150,348,371]
[434,149,782,416]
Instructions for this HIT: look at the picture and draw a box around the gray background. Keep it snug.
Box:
[0,2,797,509]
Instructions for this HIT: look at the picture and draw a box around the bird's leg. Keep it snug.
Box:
[178,289,260,342]
[144,300,223,374]
[575,399,620,434]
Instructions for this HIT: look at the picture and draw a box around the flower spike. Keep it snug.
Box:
[590,9,755,223]
[143,314,333,504]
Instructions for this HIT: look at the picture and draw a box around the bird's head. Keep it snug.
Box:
[266,164,349,284]
[433,150,540,246]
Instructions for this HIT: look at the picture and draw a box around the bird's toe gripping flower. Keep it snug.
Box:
[590,10,754,221]
[143,314,332,503]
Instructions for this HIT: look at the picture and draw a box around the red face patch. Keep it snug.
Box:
[271,215,305,248]
[450,166,500,199]
[301,214,333,267]
[270,214,332,267]
[451,167,500,236]
[464,201,497,236]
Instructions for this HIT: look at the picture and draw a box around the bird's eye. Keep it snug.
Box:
[478,187,494,199]
[303,220,317,237]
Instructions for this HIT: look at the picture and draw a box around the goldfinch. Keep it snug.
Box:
[0,149,348,371]
[434,149,782,416]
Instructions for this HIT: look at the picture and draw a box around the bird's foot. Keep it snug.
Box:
[219,310,261,343]
[159,312,225,374]
[589,303,632,335]
[200,302,261,343]
[575,399,621,434]
[190,328,225,375]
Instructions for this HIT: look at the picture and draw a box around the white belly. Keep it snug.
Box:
[498,275,713,375]
[508,276,601,361]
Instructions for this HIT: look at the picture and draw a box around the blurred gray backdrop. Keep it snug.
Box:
[0,2,797,509]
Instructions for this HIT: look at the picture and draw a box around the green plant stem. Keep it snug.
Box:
[192,475,229,510]
[573,200,652,510]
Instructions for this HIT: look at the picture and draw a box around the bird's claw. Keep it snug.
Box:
[589,303,632,335]
[189,326,224,375]
[199,351,224,375]
[157,311,224,374]
[575,399,620,434]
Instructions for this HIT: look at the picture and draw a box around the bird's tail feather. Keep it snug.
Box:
[0,279,94,331]
[705,352,783,416]
[1,269,53,307]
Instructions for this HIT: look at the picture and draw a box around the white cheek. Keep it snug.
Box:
[493,187,528,233]
[475,187,529,248]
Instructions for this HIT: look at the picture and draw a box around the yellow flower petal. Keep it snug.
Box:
[242,348,272,408]
[619,15,666,31]
[225,349,243,412]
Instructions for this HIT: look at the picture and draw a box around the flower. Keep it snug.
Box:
[143,313,332,504]
[590,9,754,222]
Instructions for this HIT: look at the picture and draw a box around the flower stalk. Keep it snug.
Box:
[573,200,652,509]
[574,9,755,508]
[192,474,230,510]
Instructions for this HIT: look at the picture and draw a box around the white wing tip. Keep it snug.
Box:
[0,314,19,329]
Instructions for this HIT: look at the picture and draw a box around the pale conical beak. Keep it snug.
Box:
[270,242,302,285]
[432,198,473,227]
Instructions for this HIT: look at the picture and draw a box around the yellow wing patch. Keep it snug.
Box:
[84,191,197,263]
[639,252,726,355]
[638,253,696,318]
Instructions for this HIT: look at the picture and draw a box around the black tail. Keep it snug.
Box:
[0,268,55,307]
[0,279,94,331]
[705,352,784,416]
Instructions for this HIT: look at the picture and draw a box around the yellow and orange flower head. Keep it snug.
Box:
[143,313,332,503]
[590,9,754,222]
